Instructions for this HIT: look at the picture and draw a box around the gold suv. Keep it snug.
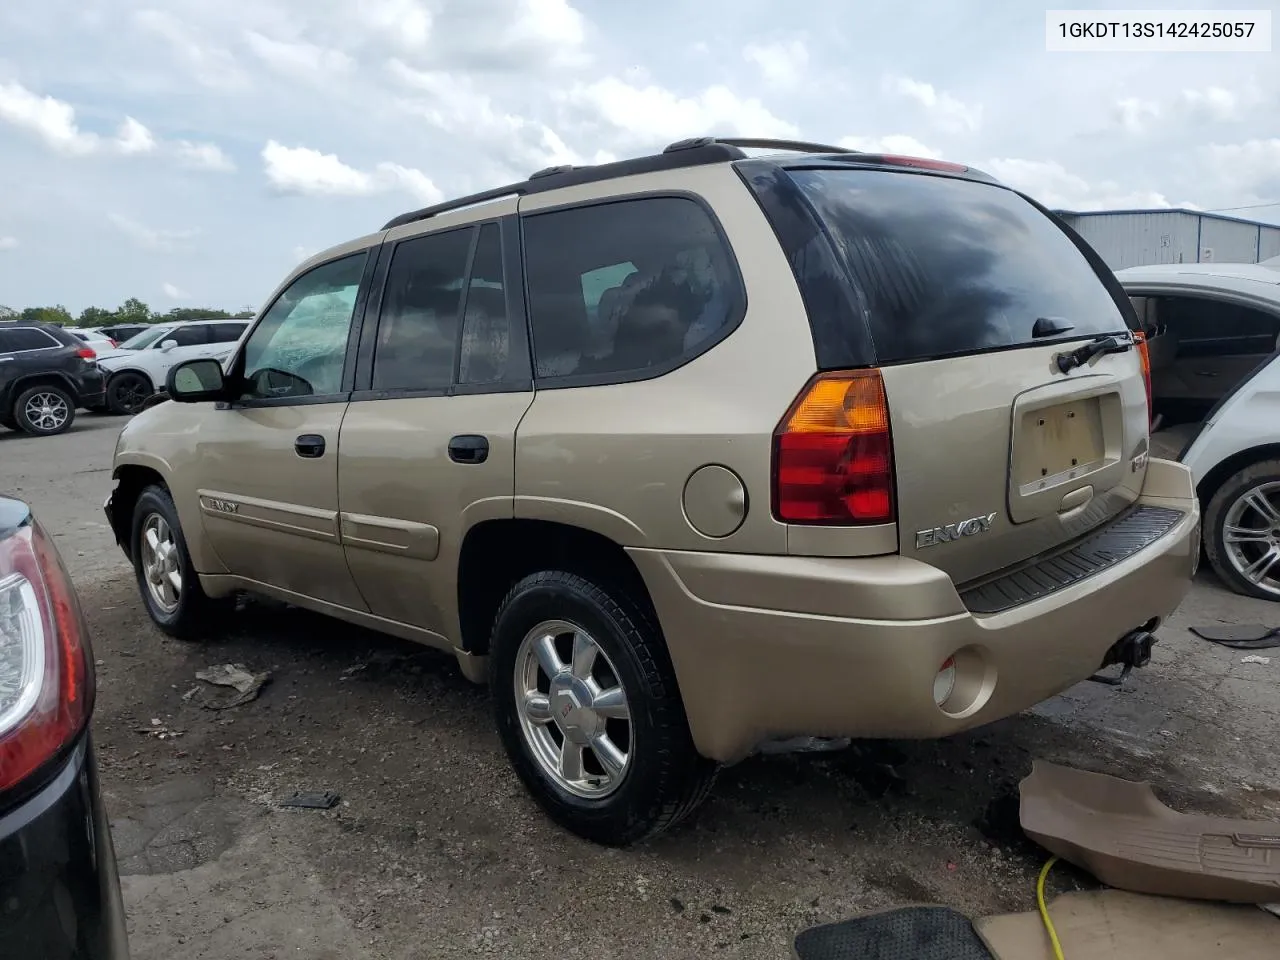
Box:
[105,138,1200,846]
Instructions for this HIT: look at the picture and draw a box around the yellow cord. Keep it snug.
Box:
[1036,856,1066,960]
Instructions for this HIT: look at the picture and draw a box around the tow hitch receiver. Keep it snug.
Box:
[1089,622,1159,687]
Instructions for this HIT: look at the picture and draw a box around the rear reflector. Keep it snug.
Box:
[773,369,896,525]
[933,657,957,708]
[1133,330,1153,427]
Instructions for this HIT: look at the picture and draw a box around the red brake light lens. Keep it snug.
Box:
[0,519,93,793]
[77,347,97,360]
[773,369,896,525]
[864,154,967,173]
[1133,330,1153,428]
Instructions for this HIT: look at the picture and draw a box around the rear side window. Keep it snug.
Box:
[373,227,473,392]
[167,326,210,347]
[0,327,59,352]
[789,169,1129,364]
[211,323,248,343]
[522,196,743,382]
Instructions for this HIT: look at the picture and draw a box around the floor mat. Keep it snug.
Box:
[976,889,1280,960]
[793,906,994,960]
[1020,760,1280,903]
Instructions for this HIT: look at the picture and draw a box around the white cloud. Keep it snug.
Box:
[162,282,189,299]
[564,76,798,146]
[243,31,354,83]
[1181,86,1246,123]
[116,116,157,155]
[0,237,18,251]
[1114,97,1160,135]
[363,0,434,51]
[133,8,249,90]
[838,134,940,159]
[984,158,1182,211]
[108,213,201,252]
[261,140,442,203]
[1201,139,1280,194]
[0,80,99,155]
[743,40,808,88]
[884,75,982,134]
[173,140,235,172]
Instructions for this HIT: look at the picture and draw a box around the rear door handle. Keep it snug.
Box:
[295,434,326,458]
[448,435,489,464]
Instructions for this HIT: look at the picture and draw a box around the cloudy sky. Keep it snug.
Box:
[0,0,1276,314]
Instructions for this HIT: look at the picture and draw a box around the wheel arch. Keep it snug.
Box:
[456,518,659,657]
[106,366,156,391]
[109,461,169,561]
[6,372,79,410]
[1196,443,1280,509]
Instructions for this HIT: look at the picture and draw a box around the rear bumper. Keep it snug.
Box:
[629,458,1201,764]
[77,368,107,407]
[0,737,130,960]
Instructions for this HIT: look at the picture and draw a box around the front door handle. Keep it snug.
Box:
[448,435,489,464]
[295,434,326,459]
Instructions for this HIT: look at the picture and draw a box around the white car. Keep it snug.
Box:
[64,327,119,350]
[1118,261,1280,601]
[97,319,250,415]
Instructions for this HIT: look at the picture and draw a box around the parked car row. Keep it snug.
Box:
[104,137,1204,847]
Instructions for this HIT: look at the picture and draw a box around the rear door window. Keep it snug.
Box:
[788,169,1130,364]
[0,327,60,352]
[167,326,211,347]
[211,322,249,343]
[522,196,744,382]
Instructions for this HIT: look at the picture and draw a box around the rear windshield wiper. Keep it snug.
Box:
[1055,334,1133,374]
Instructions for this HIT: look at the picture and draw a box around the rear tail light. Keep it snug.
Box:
[772,369,896,525]
[0,518,94,794]
[862,154,968,173]
[1133,330,1153,428]
[77,347,97,360]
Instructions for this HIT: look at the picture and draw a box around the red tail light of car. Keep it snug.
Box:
[0,518,94,793]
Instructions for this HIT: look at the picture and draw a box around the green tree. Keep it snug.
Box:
[0,305,16,319]
[19,305,73,325]
[159,306,234,323]
[114,298,152,324]
[78,306,114,327]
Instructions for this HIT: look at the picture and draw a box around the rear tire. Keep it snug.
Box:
[1204,458,1280,602]
[489,570,717,846]
[14,384,75,436]
[108,371,153,415]
[131,485,230,638]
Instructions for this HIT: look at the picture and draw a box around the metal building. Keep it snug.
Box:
[1054,208,1280,271]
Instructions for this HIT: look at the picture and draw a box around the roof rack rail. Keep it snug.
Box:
[664,137,858,155]
[381,141,744,231]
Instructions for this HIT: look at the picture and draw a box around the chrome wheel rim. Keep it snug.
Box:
[140,513,182,613]
[1222,480,1280,598]
[514,619,633,799]
[23,392,69,432]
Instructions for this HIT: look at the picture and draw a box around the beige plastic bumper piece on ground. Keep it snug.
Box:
[976,889,1280,960]
[1019,760,1280,904]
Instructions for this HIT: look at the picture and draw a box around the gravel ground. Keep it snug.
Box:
[3,415,1278,959]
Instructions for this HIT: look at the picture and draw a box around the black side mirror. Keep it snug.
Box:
[166,358,227,403]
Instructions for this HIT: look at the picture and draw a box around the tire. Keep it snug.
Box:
[0,409,16,431]
[489,570,717,846]
[14,384,76,437]
[1204,458,1280,602]
[107,371,154,416]
[130,485,229,638]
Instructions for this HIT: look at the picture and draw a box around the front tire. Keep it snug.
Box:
[130,485,229,638]
[107,372,154,415]
[14,384,75,436]
[490,570,717,846]
[1204,459,1280,602]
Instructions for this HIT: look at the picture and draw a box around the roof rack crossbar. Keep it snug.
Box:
[665,137,858,156]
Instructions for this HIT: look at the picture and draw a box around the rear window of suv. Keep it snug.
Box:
[789,169,1130,364]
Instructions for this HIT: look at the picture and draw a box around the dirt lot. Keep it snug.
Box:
[3,415,1279,959]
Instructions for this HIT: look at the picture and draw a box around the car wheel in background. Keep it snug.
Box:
[107,372,153,415]
[14,384,76,437]
[130,484,230,638]
[1204,458,1280,602]
[489,570,717,846]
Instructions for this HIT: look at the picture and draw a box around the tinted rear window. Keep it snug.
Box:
[0,327,60,352]
[790,169,1129,363]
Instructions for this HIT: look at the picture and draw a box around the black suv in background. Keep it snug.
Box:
[0,321,106,437]
[0,496,130,959]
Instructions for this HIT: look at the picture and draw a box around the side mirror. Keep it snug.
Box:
[166,358,227,403]
[160,339,178,352]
